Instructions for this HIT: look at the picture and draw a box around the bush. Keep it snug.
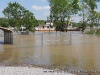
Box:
[96,29,100,35]
[85,30,95,34]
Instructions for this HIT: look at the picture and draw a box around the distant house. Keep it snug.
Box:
[35,21,55,31]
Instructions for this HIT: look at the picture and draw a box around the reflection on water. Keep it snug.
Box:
[0,31,100,74]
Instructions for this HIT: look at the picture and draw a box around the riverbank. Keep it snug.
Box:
[0,67,76,75]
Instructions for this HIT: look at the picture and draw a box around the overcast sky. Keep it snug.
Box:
[0,0,100,22]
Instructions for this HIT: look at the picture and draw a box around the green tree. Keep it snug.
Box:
[37,20,45,26]
[2,2,37,31]
[0,18,9,27]
[78,2,89,32]
[81,0,100,30]
[93,11,100,29]
[48,0,80,31]
[22,10,37,31]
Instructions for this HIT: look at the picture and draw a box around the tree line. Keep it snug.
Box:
[0,17,46,28]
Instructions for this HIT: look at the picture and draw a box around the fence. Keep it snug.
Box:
[1,31,100,47]
[12,31,96,48]
[13,32,70,47]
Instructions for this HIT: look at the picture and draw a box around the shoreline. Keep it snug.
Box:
[1,64,71,72]
[0,66,76,75]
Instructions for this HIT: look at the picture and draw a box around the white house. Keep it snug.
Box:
[35,21,55,31]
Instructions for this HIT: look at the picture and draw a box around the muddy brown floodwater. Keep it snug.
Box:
[0,31,100,74]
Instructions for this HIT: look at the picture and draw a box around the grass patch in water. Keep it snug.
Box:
[85,30,95,34]
[95,29,100,35]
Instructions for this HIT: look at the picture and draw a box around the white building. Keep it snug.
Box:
[35,21,55,31]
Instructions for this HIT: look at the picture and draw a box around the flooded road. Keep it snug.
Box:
[0,31,100,74]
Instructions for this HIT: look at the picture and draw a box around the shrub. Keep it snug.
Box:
[96,29,100,35]
[85,30,95,34]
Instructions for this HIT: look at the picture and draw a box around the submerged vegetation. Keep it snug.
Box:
[96,29,100,35]
[85,28,100,35]
[85,30,95,34]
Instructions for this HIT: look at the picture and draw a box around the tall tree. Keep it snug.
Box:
[78,2,89,32]
[48,0,80,31]
[2,2,37,31]
[81,0,100,30]
[93,11,100,29]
